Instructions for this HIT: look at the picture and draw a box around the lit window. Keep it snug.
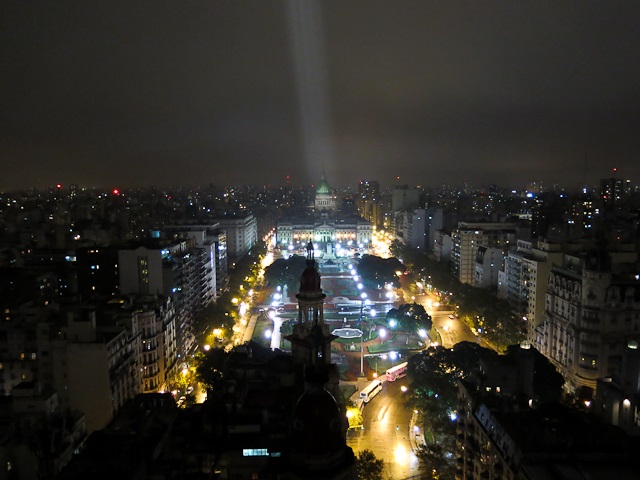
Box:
[243,448,268,457]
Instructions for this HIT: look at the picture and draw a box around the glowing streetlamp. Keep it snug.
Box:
[379,328,387,345]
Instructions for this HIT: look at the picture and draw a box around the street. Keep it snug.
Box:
[347,380,421,479]
[414,292,491,349]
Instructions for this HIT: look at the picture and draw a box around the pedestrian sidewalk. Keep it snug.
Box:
[241,314,259,344]
[408,409,426,453]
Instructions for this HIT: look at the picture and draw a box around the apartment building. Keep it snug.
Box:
[451,222,517,285]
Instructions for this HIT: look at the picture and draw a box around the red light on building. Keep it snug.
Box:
[113,189,120,195]
[56,184,62,189]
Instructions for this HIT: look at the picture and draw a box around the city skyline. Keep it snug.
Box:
[2,1,639,190]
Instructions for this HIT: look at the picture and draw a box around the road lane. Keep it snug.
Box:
[347,379,421,479]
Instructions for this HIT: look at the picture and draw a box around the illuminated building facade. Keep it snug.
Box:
[277,175,373,251]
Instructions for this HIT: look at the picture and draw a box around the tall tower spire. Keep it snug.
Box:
[286,242,335,368]
[285,242,355,479]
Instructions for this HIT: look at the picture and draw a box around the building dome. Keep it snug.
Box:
[299,241,321,293]
[316,173,332,195]
[290,385,344,455]
[300,261,321,293]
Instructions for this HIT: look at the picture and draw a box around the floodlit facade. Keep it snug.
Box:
[118,238,215,357]
[500,240,565,336]
[534,248,640,403]
[214,214,258,261]
[315,173,338,212]
[357,180,384,226]
[276,175,373,251]
[451,222,517,285]
[394,208,427,250]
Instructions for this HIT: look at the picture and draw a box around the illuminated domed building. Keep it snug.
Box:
[276,175,373,252]
[314,172,337,212]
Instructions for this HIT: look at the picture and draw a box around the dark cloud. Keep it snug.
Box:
[1,1,639,189]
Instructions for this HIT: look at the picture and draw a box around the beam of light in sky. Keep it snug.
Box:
[285,0,334,182]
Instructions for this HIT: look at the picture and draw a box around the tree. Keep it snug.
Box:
[193,348,228,393]
[356,254,404,289]
[263,255,308,292]
[346,405,363,430]
[416,441,456,480]
[389,239,405,259]
[407,347,461,437]
[354,449,384,480]
[386,302,432,332]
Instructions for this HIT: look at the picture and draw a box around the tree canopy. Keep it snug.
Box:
[193,348,228,393]
[356,254,404,289]
[263,255,308,292]
[389,240,525,351]
[407,343,497,475]
[354,449,384,480]
[386,302,432,332]
[407,342,564,475]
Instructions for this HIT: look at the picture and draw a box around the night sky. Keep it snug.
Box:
[1,1,639,190]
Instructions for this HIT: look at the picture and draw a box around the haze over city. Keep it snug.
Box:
[2,1,639,190]
[2,4,640,474]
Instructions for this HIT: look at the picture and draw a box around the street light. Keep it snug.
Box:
[379,328,387,345]
[359,292,368,324]
[360,330,365,377]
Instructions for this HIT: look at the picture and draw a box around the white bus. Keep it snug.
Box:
[385,362,408,382]
[360,379,383,403]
